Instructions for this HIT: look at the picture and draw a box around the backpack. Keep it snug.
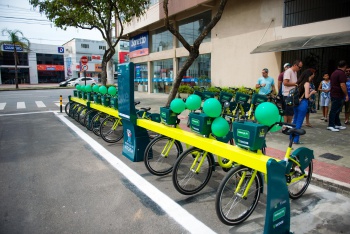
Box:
[285,87,300,106]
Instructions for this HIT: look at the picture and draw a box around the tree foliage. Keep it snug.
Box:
[163,0,229,106]
[0,29,30,89]
[29,0,149,85]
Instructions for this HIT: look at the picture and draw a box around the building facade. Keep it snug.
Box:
[120,0,350,94]
[63,38,106,80]
[0,43,65,84]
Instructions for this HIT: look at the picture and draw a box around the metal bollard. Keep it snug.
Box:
[60,95,62,113]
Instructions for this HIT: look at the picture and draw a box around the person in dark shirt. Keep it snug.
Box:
[327,60,349,132]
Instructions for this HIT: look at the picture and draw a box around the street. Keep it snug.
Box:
[1,89,350,234]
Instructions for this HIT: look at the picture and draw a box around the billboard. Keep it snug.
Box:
[129,32,149,58]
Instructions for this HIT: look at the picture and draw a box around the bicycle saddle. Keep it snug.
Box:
[141,107,151,111]
[284,128,306,136]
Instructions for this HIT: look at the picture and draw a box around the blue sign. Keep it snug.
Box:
[58,47,64,53]
[129,32,149,58]
[2,44,23,51]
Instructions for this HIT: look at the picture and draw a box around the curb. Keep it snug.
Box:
[312,173,350,198]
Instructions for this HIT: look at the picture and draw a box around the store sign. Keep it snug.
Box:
[94,64,102,72]
[58,47,64,53]
[91,55,101,60]
[129,32,149,58]
[37,65,64,71]
[2,44,23,51]
[119,52,129,63]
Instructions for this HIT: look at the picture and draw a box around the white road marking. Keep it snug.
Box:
[55,113,216,234]
[17,102,26,109]
[0,103,6,110]
[0,111,54,117]
[54,103,65,107]
[35,101,46,108]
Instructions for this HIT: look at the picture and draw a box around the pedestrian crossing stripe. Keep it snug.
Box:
[17,102,26,109]
[35,101,46,108]
[0,103,6,110]
[0,102,65,110]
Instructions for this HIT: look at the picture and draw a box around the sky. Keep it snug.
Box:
[0,0,104,45]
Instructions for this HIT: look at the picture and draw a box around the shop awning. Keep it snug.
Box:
[250,31,350,54]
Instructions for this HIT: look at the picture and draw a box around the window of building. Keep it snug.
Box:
[284,0,350,27]
[36,53,64,65]
[81,44,89,49]
[134,63,148,92]
[153,59,173,93]
[120,40,129,51]
[0,68,29,84]
[178,54,211,87]
[0,52,28,66]
[99,45,106,50]
[150,27,173,52]
[178,11,211,47]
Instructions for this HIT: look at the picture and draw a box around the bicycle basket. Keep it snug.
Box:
[251,94,268,105]
[233,121,268,151]
[110,97,118,109]
[93,93,102,104]
[101,95,110,107]
[234,92,250,104]
[189,112,213,137]
[219,91,234,103]
[160,107,178,125]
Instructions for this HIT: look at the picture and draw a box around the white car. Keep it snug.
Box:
[67,77,96,87]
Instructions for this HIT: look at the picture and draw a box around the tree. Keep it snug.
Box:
[0,29,30,89]
[30,0,149,86]
[163,0,229,106]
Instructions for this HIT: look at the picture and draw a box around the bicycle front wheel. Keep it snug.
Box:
[172,147,214,195]
[215,165,262,225]
[91,112,107,136]
[100,116,124,143]
[144,135,182,176]
[288,160,313,199]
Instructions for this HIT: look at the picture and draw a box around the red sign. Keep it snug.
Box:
[80,56,88,65]
[91,55,101,60]
[37,65,64,71]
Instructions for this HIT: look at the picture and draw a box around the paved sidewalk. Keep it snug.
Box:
[2,83,349,197]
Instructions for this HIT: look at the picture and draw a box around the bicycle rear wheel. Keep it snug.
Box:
[172,147,214,195]
[288,160,313,199]
[100,116,124,143]
[144,135,182,176]
[215,165,262,225]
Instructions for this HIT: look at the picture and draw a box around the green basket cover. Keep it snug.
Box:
[189,112,213,137]
[160,107,178,125]
[233,121,268,151]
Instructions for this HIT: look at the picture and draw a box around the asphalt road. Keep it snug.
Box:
[1,89,350,234]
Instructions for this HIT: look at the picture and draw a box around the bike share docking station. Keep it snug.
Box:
[70,62,293,234]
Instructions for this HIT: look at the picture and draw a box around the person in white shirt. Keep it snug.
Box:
[282,60,303,129]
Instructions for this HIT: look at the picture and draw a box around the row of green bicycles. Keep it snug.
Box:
[66,85,313,227]
[65,85,161,143]
[143,88,314,226]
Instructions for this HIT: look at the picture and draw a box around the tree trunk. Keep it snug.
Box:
[163,0,229,106]
[101,60,107,86]
[166,53,198,106]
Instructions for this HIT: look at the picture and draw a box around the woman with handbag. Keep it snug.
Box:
[291,69,317,144]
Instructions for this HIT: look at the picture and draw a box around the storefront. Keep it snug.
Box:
[135,63,148,92]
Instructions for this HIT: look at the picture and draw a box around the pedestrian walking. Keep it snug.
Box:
[327,60,349,132]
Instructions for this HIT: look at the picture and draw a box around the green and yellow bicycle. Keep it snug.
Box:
[215,121,314,225]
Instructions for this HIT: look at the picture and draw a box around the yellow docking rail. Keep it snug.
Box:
[137,119,271,174]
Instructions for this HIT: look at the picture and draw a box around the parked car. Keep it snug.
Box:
[59,77,78,87]
[67,77,96,87]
